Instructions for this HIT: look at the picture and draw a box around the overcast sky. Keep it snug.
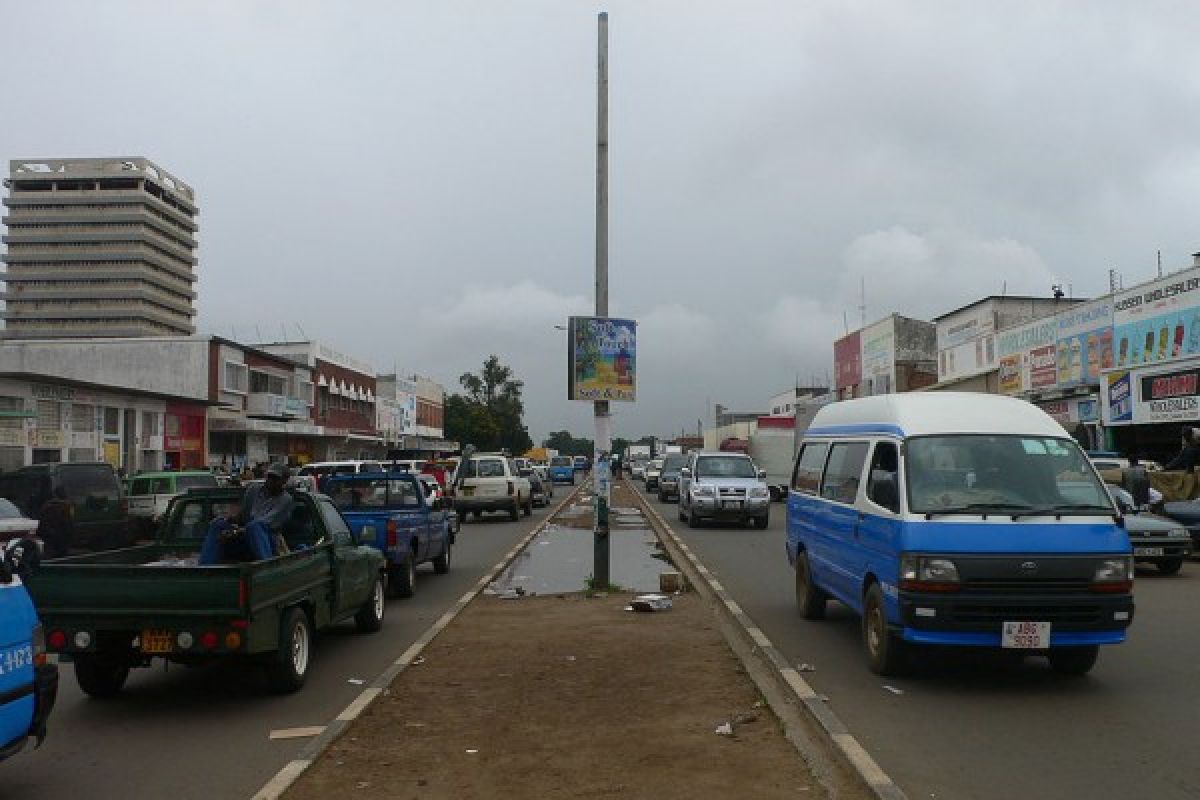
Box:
[5,1,1200,441]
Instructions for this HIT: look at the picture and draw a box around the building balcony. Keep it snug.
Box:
[246,392,309,420]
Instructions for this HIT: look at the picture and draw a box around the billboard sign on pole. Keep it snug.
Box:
[568,316,637,402]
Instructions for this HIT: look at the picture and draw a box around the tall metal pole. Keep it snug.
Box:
[593,11,611,587]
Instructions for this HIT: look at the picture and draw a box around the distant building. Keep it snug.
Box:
[832,314,937,400]
[2,158,198,339]
[767,386,829,417]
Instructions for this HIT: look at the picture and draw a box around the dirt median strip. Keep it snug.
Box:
[278,477,827,800]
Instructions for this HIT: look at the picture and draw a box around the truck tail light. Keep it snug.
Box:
[200,631,219,650]
[386,519,398,548]
[47,630,67,651]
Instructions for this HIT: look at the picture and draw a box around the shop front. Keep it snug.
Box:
[1101,359,1200,462]
[164,402,207,470]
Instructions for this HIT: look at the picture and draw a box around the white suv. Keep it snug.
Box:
[678,451,771,529]
[452,453,533,522]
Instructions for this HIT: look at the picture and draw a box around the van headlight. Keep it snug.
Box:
[899,554,961,591]
[1093,557,1133,583]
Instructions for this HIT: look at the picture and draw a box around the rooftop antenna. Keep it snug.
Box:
[842,310,849,334]
[1109,268,1120,293]
[1158,249,1163,278]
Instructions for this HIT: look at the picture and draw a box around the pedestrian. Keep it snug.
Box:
[36,487,74,559]
[1164,428,1200,472]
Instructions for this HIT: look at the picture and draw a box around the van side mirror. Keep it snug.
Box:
[868,471,900,514]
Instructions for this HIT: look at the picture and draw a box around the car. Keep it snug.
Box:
[644,459,664,491]
[678,451,771,529]
[452,453,533,522]
[530,466,554,501]
[526,470,551,508]
[657,453,689,502]
[126,470,220,537]
[573,455,590,473]
[630,461,647,480]
[1107,486,1191,574]
[548,456,576,484]
[0,462,130,551]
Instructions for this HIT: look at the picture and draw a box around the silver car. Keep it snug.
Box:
[678,451,771,529]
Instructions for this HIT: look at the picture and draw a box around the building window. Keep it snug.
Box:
[223,361,248,394]
[0,396,25,431]
[249,370,286,395]
[299,380,315,406]
[141,411,161,437]
[72,404,95,432]
[104,407,120,437]
[36,400,62,429]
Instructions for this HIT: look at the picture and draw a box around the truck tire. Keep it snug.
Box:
[390,556,416,598]
[354,575,386,633]
[1047,645,1099,676]
[509,501,520,521]
[795,552,827,620]
[863,583,908,676]
[433,538,451,574]
[267,607,312,693]
[74,654,130,698]
[1157,558,1184,575]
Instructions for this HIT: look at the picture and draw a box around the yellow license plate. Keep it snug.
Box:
[461,487,474,497]
[141,629,173,654]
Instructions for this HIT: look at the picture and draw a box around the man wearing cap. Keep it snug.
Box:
[200,464,296,564]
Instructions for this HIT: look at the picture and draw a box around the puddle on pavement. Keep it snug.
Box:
[492,522,670,595]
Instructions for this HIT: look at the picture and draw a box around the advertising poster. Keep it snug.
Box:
[1104,371,1133,424]
[834,331,862,391]
[1113,266,1200,368]
[1138,366,1200,424]
[999,355,1022,393]
[860,317,896,395]
[568,317,637,402]
[996,317,1057,394]
[1056,299,1114,386]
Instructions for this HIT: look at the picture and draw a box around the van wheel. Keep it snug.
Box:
[795,552,827,619]
[389,557,416,598]
[863,583,908,676]
[433,539,451,574]
[1048,646,1099,676]
[267,607,312,693]
[354,575,386,633]
[1157,558,1184,575]
[74,653,130,698]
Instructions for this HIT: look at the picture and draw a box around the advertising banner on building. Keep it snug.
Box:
[1138,365,1200,424]
[1103,370,1133,424]
[1113,266,1200,368]
[1056,298,1114,386]
[996,317,1057,394]
[567,317,637,402]
[936,308,996,351]
[860,318,896,395]
[834,331,861,391]
[938,334,996,383]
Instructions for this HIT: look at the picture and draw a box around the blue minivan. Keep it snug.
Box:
[0,540,58,761]
[787,393,1133,676]
[549,456,576,484]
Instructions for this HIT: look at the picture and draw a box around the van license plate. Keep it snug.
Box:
[722,501,742,509]
[1134,547,1164,556]
[141,629,173,654]
[1002,621,1050,650]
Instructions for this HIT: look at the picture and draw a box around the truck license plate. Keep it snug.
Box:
[141,629,173,654]
[1134,547,1164,556]
[461,487,474,497]
[722,501,741,509]
[1001,621,1050,650]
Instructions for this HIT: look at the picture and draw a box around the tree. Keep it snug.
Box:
[444,356,533,454]
[544,430,594,456]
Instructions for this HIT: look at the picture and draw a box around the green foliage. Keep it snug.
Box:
[544,430,594,456]
[444,355,533,454]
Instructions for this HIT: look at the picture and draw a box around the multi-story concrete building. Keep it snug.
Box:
[1,157,198,339]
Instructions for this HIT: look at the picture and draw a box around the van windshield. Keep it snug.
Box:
[905,435,1114,515]
[694,456,757,479]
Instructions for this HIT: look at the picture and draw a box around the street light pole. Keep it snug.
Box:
[593,11,611,587]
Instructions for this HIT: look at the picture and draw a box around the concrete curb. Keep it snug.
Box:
[630,483,909,800]
[250,480,591,800]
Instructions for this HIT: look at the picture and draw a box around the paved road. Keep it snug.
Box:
[630,480,1200,800]
[9,504,549,800]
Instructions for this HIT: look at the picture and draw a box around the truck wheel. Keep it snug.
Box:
[1157,558,1184,575]
[433,538,452,574]
[354,575,386,633]
[509,501,520,521]
[267,607,312,693]
[390,557,416,598]
[795,552,827,619]
[1047,645,1099,676]
[863,583,908,676]
[74,654,130,698]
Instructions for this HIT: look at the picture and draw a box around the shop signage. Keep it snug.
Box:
[1056,298,1113,386]
[834,331,861,391]
[1139,366,1200,423]
[860,317,895,395]
[31,384,75,402]
[1030,345,1057,388]
[937,308,996,351]
[1105,371,1133,424]
[999,355,1022,394]
[0,429,24,447]
[1077,398,1099,423]
[568,317,637,402]
[1113,266,1200,368]
[33,430,65,448]
[996,317,1057,394]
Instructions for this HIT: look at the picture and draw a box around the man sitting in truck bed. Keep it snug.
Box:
[199,465,296,564]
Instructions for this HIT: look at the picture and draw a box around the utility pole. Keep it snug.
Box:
[593,11,611,588]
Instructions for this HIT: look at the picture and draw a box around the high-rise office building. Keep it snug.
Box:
[1,157,197,338]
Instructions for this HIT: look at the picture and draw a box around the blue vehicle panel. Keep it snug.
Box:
[326,473,451,571]
[0,545,58,761]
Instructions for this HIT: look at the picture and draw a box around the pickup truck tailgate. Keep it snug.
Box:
[28,563,243,621]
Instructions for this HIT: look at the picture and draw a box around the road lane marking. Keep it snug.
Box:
[337,688,382,722]
[250,759,310,800]
[268,726,326,740]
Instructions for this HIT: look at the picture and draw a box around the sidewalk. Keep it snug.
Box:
[283,484,827,800]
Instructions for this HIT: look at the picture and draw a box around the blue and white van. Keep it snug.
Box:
[786,393,1133,676]
[0,541,58,761]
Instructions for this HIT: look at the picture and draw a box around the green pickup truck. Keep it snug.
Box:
[25,487,387,695]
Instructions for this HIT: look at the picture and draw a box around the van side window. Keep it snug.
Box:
[820,442,869,505]
[866,441,900,513]
[792,443,829,494]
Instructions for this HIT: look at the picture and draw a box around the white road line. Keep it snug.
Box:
[336,688,382,722]
[250,759,310,800]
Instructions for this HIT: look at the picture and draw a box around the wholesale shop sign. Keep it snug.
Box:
[1113,266,1200,368]
[1140,367,1200,424]
[996,318,1057,394]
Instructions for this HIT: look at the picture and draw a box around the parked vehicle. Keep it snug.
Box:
[26,487,387,695]
[644,459,664,491]
[548,456,576,485]
[0,499,40,549]
[527,470,551,508]
[627,444,652,475]
[678,451,771,529]
[452,453,532,521]
[657,453,689,502]
[328,472,453,598]
[0,539,58,762]
[1107,486,1191,573]
[126,471,219,536]
[787,393,1132,677]
[0,462,130,551]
